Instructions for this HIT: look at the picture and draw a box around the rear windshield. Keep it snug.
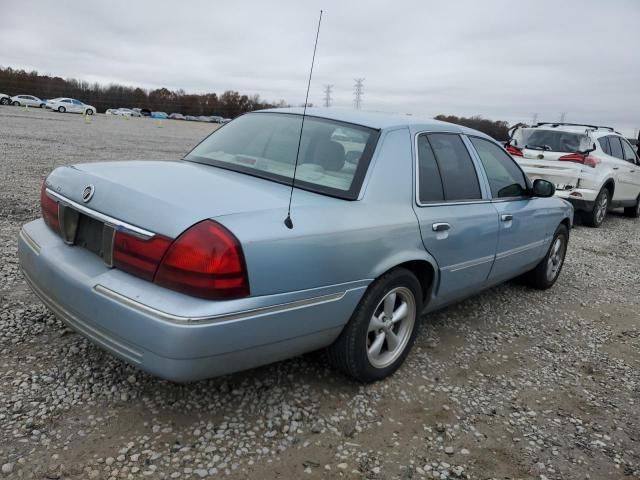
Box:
[185,112,379,200]
[512,128,591,153]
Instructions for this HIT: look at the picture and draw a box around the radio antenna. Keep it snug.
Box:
[284,9,323,229]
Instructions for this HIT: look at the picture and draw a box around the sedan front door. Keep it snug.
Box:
[412,133,499,306]
[468,136,551,283]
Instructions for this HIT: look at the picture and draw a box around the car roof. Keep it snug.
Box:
[256,107,486,135]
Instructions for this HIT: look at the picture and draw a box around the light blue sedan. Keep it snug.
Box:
[18,108,572,382]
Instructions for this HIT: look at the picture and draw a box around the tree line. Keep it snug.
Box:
[0,66,280,117]
[1,66,517,137]
[435,114,509,141]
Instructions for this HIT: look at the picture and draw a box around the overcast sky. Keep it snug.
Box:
[2,0,639,135]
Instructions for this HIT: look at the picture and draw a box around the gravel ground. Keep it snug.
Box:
[1,107,639,480]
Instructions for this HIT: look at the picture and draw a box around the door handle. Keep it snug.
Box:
[630,170,636,173]
[432,222,450,232]
[501,214,513,222]
[613,167,619,170]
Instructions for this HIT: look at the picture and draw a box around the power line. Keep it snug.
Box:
[323,84,333,107]
[353,78,364,110]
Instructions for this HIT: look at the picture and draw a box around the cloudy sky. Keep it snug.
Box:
[2,0,639,135]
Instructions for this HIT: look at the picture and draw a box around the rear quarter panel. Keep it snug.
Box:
[216,127,436,297]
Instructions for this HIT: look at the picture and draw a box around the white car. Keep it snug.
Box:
[10,94,46,108]
[46,97,96,115]
[508,122,640,227]
[0,93,10,105]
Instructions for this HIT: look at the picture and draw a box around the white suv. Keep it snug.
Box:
[506,123,640,227]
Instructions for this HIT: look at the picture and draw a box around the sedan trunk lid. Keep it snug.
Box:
[45,160,291,238]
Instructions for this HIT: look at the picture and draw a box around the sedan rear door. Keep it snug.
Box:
[412,133,499,306]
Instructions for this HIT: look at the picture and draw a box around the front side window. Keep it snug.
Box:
[417,133,481,202]
[186,113,378,200]
[470,136,528,198]
[608,136,624,159]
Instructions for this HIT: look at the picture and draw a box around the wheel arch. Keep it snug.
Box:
[602,178,615,198]
[369,253,438,306]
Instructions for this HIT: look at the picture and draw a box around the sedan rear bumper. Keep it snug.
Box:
[18,219,367,381]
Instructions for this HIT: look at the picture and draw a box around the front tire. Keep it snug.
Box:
[582,187,609,227]
[58,106,66,113]
[525,224,568,290]
[623,195,640,218]
[327,268,422,383]
[12,101,20,106]
[86,109,94,115]
[0,97,9,105]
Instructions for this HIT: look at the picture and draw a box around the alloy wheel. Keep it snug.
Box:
[595,192,608,224]
[366,287,416,369]
[546,236,566,282]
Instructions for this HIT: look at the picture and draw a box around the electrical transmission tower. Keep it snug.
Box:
[353,78,364,109]
[559,112,567,122]
[532,113,538,125]
[323,84,333,107]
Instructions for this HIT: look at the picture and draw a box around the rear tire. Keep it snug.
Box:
[58,106,66,113]
[623,195,640,218]
[582,187,609,227]
[327,268,422,383]
[0,97,9,105]
[86,109,94,115]
[525,224,568,290]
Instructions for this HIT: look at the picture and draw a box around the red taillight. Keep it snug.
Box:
[505,145,523,157]
[558,153,601,168]
[113,231,172,281]
[40,181,60,233]
[154,220,249,299]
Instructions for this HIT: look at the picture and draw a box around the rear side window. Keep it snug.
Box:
[598,136,611,155]
[425,133,481,201]
[470,137,528,198]
[609,136,624,159]
[416,135,444,202]
[621,139,638,163]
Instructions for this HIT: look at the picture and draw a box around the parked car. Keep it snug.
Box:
[507,122,640,226]
[184,115,198,121]
[168,113,185,120]
[113,108,142,117]
[131,107,151,117]
[19,108,572,383]
[105,108,118,115]
[10,94,46,108]
[150,111,168,119]
[0,93,10,105]
[46,98,96,115]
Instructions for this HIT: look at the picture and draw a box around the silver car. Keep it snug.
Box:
[18,109,572,382]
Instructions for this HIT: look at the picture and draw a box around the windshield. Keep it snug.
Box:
[512,128,591,153]
[185,112,379,200]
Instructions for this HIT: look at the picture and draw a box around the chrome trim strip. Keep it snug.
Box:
[22,269,142,364]
[20,228,41,254]
[46,189,155,239]
[495,239,546,260]
[94,284,348,325]
[443,254,495,273]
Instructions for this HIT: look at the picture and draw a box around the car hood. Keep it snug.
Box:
[45,160,293,238]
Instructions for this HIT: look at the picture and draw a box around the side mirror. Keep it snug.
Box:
[532,179,555,198]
